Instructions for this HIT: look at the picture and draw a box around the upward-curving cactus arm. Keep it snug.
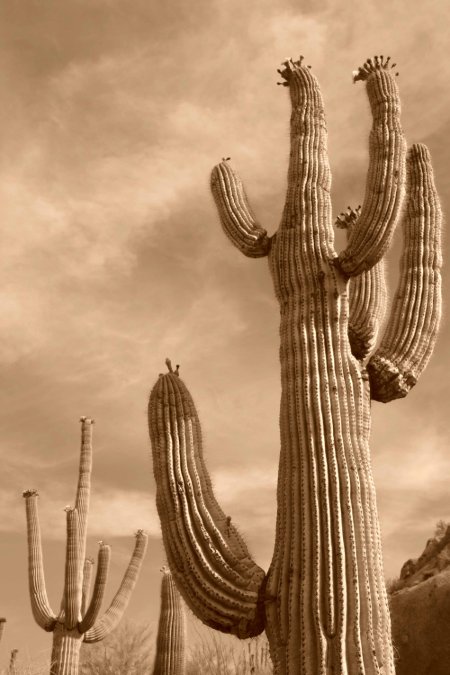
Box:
[337,56,406,277]
[22,490,57,631]
[210,161,272,258]
[368,143,442,401]
[83,530,148,643]
[78,543,111,633]
[336,207,387,360]
[80,558,94,617]
[148,362,266,639]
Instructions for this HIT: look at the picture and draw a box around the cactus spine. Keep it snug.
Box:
[148,56,442,675]
[153,567,186,675]
[23,418,148,675]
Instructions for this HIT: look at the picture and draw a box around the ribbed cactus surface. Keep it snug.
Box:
[149,56,442,675]
[152,568,186,675]
[23,418,148,675]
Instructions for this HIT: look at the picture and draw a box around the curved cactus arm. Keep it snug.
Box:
[336,207,387,360]
[80,558,94,617]
[148,361,266,639]
[153,568,186,675]
[337,56,406,277]
[75,417,94,562]
[210,160,272,258]
[64,508,82,630]
[83,530,148,643]
[78,543,111,633]
[22,490,57,631]
[367,143,442,402]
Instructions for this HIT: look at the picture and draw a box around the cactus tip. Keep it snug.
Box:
[22,489,39,498]
[135,528,147,538]
[353,55,398,82]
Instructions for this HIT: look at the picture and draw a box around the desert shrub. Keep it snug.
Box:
[79,621,153,675]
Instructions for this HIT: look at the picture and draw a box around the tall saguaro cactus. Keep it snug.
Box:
[153,567,186,675]
[148,56,442,675]
[23,418,148,675]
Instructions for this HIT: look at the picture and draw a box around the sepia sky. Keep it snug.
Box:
[1,0,449,663]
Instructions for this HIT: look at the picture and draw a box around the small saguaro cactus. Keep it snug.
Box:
[0,618,5,645]
[9,648,18,675]
[148,56,442,675]
[152,567,186,675]
[23,417,148,675]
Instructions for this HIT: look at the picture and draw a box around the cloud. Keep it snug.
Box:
[0,487,159,539]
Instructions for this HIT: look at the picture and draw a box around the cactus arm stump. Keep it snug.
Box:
[23,418,148,675]
[149,55,442,675]
[0,618,6,645]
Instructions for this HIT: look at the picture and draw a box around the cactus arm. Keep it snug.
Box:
[22,490,56,631]
[337,57,406,277]
[367,143,442,402]
[80,558,94,617]
[63,508,82,630]
[152,568,186,675]
[148,363,266,639]
[83,530,148,643]
[78,543,111,633]
[0,618,5,643]
[335,207,387,360]
[75,418,94,562]
[210,161,272,258]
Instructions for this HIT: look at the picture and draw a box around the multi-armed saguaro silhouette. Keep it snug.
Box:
[152,567,186,675]
[148,56,442,674]
[23,417,148,675]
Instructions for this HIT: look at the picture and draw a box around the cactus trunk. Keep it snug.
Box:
[266,249,391,672]
[50,627,83,675]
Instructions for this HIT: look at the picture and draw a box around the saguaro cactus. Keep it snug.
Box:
[23,418,148,675]
[9,648,18,675]
[148,56,442,675]
[152,567,186,675]
[0,618,5,645]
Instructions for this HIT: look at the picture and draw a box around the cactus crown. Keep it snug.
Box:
[353,55,398,82]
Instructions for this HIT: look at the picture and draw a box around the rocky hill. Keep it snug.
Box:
[389,523,450,674]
